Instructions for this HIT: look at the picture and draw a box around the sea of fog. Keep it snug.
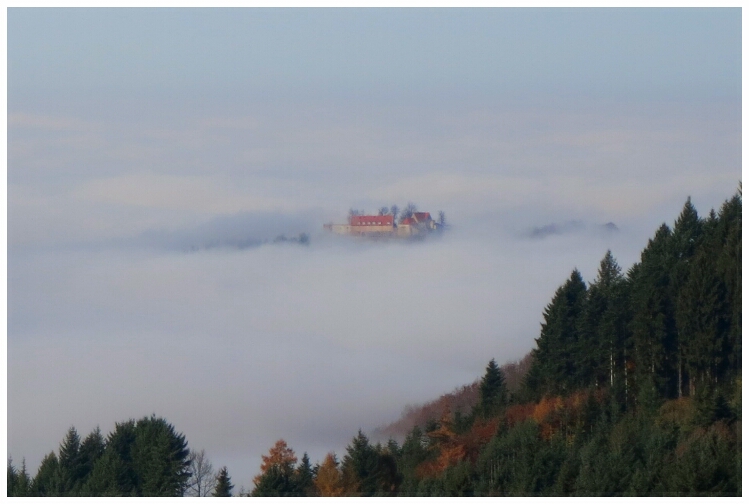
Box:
[9,213,667,491]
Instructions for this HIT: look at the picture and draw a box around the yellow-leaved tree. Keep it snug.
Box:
[314,453,345,497]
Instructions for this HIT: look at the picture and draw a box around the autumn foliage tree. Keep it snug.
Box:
[315,453,345,497]
[251,439,300,496]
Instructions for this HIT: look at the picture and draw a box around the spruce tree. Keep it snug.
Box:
[251,465,296,496]
[340,430,397,496]
[212,466,234,497]
[15,459,30,497]
[131,415,191,496]
[715,193,741,382]
[479,359,507,417]
[526,269,587,398]
[7,457,17,497]
[630,223,678,400]
[78,427,105,491]
[671,197,703,397]
[341,430,377,495]
[293,452,315,496]
[31,452,60,496]
[57,426,83,495]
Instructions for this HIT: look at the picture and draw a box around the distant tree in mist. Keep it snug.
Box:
[400,202,418,223]
[438,210,446,227]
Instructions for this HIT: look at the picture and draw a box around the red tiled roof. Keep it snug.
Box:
[413,212,432,222]
[350,215,394,226]
[400,217,416,225]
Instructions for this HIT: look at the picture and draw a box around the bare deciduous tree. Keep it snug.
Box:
[400,202,417,222]
[185,449,215,497]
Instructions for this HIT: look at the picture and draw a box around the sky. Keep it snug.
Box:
[6,8,741,492]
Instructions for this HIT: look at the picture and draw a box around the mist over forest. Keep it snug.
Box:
[6,196,731,491]
[7,8,740,494]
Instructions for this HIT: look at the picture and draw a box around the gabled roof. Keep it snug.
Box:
[350,215,394,226]
[400,217,416,225]
[413,212,432,222]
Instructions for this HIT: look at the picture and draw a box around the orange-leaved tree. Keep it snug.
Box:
[252,439,297,487]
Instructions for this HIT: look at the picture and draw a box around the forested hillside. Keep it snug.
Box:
[374,353,534,440]
[8,191,741,497]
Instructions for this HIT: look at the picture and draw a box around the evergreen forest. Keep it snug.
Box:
[8,191,741,497]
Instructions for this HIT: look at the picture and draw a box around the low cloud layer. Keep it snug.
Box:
[7,204,715,489]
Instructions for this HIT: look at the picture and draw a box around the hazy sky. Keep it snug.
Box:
[7,8,741,491]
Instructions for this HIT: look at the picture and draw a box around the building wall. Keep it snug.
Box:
[328,224,395,235]
[351,224,394,235]
[350,215,394,227]
[397,224,413,236]
[326,213,432,237]
[331,224,352,234]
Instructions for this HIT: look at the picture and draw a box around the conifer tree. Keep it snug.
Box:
[7,457,17,497]
[715,193,741,381]
[577,251,628,391]
[479,359,507,417]
[525,269,587,398]
[57,426,83,495]
[630,224,678,400]
[251,439,298,496]
[81,450,125,496]
[78,427,105,492]
[131,415,191,496]
[212,466,234,496]
[671,197,703,397]
[15,458,30,497]
[341,430,379,496]
[293,452,315,496]
[340,431,399,496]
[397,426,430,493]
[251,465,296,496]
[31,452,60,496]
[79,416,190,496]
